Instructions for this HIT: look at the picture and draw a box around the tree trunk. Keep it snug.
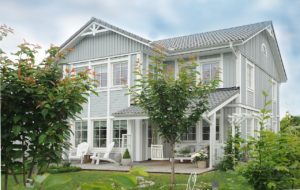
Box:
[170,142,176,190]
[22,137,26,186]
[11,168,19,184]
[4,168,8,190]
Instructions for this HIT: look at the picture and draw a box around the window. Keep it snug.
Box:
[163,61,175,78]
[93,120,107,148]
[202,120,210,140]
[202,61,219,82]
[202,118,220,141]
[112,61,128,86]
[75,121,88,147]
[182,125,196,141]
[261,43,267,57]
[74,66,88,75]
[246,61,255,106]
[93,64,107,87]
[113,120,127,147]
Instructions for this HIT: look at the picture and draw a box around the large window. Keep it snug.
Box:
[202,61,219,82]
[113,120,127,147]
[182,125,196,141]
[75,121,88,147]
[93,120,107,148]
[112,61,128,86]
[246,61,255,106]
[93,64,107,87]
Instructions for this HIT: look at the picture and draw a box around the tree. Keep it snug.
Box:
[1,26,96,190]
[130,49,219,189]
[280,112,300,131]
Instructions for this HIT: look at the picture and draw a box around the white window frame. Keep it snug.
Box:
[92,62,108,88]
[111,60,129,87]
[246,60,255,106]
[112,120,127,148]
[74,120,88,147]
[93,120,107,148]
[199,58,221,85]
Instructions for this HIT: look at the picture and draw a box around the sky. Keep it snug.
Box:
[1,0,299,118]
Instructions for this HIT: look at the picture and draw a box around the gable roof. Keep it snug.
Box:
[152,21,271,53]
[60,17,151,51]
[112,87,240,117]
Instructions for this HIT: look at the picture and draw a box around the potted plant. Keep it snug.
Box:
[121,149,132,166]
[191,150,208,168]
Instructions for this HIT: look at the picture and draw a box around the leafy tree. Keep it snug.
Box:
[1,26,96,190]
[280,112,300,131]
[239,92,300,189]
[130,49,219,189]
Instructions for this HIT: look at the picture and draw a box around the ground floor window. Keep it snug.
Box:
[93,120,107,148]
[113,120,127,147]
[182,125,196,141]
[75,120,88,147]
[202,117,220,141]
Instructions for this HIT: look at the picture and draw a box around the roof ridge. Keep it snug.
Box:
[153,21,272,43]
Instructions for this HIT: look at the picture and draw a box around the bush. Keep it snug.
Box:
[123,149,131,159]
[47,166,81,174]
[239,128,300,190]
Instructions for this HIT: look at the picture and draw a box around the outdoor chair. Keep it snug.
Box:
[68,142,89,164]
[90,142,118,165]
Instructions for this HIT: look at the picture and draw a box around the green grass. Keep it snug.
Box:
[2,170,253,190]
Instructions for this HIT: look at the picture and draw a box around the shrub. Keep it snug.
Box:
[191,150,208,162]
[123,149,131,159]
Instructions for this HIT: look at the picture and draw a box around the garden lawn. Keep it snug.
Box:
[2,170,253,190]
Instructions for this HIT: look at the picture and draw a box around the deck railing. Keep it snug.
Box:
[150,144,164,160]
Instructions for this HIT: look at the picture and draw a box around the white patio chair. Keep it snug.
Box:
[69,142,89,164]
[90,142,118,165]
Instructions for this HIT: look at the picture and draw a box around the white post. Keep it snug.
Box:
[209,112,216,169]
[135,119,143,161]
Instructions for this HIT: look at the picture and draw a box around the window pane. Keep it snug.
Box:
[211,63,219,79]
[202,64,211,81]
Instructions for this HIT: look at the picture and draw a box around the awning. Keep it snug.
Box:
[112,87,239,118]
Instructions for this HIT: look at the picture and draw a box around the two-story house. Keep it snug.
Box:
[60,18,287,168]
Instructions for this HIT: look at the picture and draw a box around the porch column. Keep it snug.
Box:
[135,119,143,161]
[209,112,216,169]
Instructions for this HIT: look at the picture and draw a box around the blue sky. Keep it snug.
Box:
[1,0,299,117]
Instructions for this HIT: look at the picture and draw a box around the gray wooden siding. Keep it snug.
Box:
[238,31,280,82]
[78,102,88,118]
[110,89,129,114]
[90,92,107,117]
[64,31,150,63]
[255,67,273,109]
[223,53,236,87]
[241,56,246,104]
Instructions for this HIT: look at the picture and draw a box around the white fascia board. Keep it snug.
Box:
[112,116,149,120]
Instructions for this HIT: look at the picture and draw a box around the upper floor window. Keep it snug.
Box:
[202,61,220,82]
[246,60,255,106]
[261,43,267,57]
[93,64,107,87]
[112,61,128,86]
[74,66,88,75]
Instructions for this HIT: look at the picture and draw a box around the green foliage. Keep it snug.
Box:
[1,28,96,190]
[47,166,81,174]
[239,92,300,190]
[178,147,191,155]
[217,126,244,171]
[280,112,300,131]
[130,49,219,187]
[122,149,131,159]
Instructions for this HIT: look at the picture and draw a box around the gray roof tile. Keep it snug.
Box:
[152,21,271,52]
[113,87,239,117]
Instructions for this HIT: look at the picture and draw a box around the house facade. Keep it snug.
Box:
[61,18,287,168]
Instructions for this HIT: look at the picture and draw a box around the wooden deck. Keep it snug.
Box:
[73,160,213,174]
